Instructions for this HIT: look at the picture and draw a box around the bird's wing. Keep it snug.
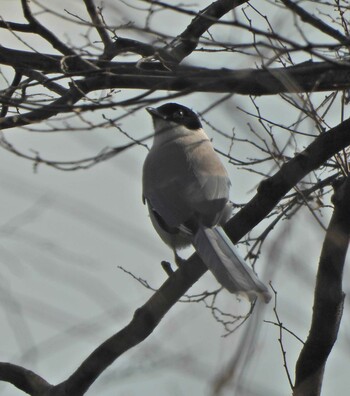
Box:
[185,138,231,225]
[143,136,230,229]
[143,140,197,229]
[143,137,230,227]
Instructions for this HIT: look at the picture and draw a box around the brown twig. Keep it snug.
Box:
[21,0,76,56]
[0,19,32,32]
[269,284,295,390]
[83,0,113,50]
[280,0,349,44]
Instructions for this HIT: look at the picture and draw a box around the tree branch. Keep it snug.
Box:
[293,177,350,396]
[0,362,51,395]
[55,255,207,396]
[1,45,350,92]
[280,0,349,44]
[21,0,76,56]
[0,83,87,130]
[0,70,22,117]
[0,19,33,32]
[158,0,249,65]
[83,0,113,51]
[107,37,156,59]
[2,54,350,130]
[225,117,350,242]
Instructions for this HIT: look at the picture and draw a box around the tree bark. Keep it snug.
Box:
[294,177,350,396]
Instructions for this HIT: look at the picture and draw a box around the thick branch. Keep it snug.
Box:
[0,20,32,32]
[1,45,350,93]
[55,256,207,396]
[83,0,112,50]
[293,177,350,396]
[0,362,51,395]
[160,0,249,65]
[1,56,350,130]
[0,71,22,117]
[225,117,350,242]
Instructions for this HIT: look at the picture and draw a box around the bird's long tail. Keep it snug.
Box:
[193,225,271,303]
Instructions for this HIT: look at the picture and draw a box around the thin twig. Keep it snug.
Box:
[280,0,349,44]
[83,0,113,49]
[269,284,295,389]
[21,0,76,56]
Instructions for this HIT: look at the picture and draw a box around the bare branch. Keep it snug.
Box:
[2,44,350,90]
[280,0,349,44]
[21,0,76,56]
[0,70,22,117]
[225,117,350,243]
[0,134,144,171]
[56,256,208,396]
[105,37,157,59]
[83,0,113,50]
[293,177,350,396]
[0,19,33,32]
[0,362,51,395]
[2,52,350,130]
[159,0,250,65]
[0,3,350,395]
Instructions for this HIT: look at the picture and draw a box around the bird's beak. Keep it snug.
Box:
[146,107,165,119]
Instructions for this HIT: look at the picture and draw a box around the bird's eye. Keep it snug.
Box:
[175,110,184,118]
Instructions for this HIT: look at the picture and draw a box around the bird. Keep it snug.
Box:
[142,102,271,303]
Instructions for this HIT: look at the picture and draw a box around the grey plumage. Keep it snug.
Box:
[143,103,271,303]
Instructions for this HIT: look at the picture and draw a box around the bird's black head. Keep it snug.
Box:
[147,103,202,130]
